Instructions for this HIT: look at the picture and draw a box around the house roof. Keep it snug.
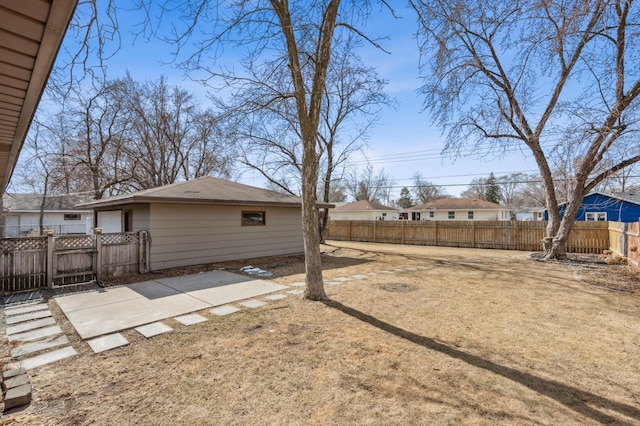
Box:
[411,198,507,211]
[332,200,398,212]
[0,0,78,192]
[3,193,92,212]
[78,176,333,209]
[546,191,640,211]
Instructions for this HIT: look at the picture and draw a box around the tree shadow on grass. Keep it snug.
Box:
[323,300,640,425]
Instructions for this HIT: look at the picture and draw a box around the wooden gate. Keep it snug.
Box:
[0,237,47,292]
[1,230,151,292]
[52,234,97,286]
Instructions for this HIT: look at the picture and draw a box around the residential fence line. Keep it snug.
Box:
[326,220,610,253]
[0,229,151,293]
[609,221,640,272]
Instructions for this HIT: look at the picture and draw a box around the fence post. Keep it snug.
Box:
[434,221,438,246]
[46,230,54,288]
[621,222,628,256]
[373,221,376,243]
[138,230,147,273]
[348,221,352,241]
[401,220,405,245]
[95,228,103,284]
[471,221,476,248]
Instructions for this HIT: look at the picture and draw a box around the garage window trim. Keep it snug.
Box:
[242,211,266,226]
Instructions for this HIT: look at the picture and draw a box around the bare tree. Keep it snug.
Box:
[344,164,393,203]
[411,0,640,259]
[122,75,235,191]
[460,177,486,200]
[413,172,448,203]
[135,0,394,300]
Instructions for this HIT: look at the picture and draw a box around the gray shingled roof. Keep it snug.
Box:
[3,193,93,211]
[78,177,332,209]
[411,198,506,210]
[332,200,398,211]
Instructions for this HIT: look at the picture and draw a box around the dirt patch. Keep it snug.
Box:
[3,241,640,425]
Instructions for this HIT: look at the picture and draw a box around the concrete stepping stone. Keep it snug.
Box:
[3,383,32,410]
[404,267,417,271]
[379,270,394,274]
[174,313,208,326]
[264,294,287,301]
[12,335,70,358]
[392,268,404,272]
[87,333,129,353]
[210,305,241,316]
[325,281,342,286]
[334,277,352,282]
[287,289,304,295]
[367,272,377,276]
[21,346,78,370]
[8,326,62,343]
[6,318,56,336]
[5,303,49,316]
[239,299,267,309]
[351,274,369,279]
[289,282,306,287]
[135,322,173,338]
[3,373,29,390]
[3,366,26,380]
[5,310,52,325]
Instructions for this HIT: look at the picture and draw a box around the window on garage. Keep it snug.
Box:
[242,211,266,226]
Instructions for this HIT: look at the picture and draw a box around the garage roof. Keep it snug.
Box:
[0,0,77,192]
[78,176,335,209]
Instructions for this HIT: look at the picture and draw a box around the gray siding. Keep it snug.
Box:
[148,203,303,270]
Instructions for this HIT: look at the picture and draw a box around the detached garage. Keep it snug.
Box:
[79,177,325,271]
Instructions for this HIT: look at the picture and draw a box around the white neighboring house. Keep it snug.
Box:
[2,194,94,237]
[329,200,399,221]
[410,198,513,221]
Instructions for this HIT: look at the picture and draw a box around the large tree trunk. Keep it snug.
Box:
[301,140,328,301]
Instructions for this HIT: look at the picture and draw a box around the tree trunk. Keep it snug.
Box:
[301,144,328,301]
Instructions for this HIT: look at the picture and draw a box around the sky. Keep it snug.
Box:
[38,2,540,199]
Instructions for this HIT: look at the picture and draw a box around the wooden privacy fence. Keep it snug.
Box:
[609,221,640,272]
[326,220,610,253]
[0,229,151,293]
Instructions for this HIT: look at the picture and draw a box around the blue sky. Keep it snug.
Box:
[49,2,540,198]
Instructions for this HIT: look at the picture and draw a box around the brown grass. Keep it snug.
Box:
[3,241,640,425]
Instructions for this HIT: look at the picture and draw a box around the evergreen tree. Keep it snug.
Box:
[484,172,503,204]
[396,187,413,208]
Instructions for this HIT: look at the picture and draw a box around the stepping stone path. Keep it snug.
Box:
[239,299,267,309]
[2,301,77,411]
[135,322,173,338]
[210,305,241,316]
[87,334,129,354]
[175,313,208,326]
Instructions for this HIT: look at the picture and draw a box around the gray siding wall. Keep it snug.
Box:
[148,203,303,270]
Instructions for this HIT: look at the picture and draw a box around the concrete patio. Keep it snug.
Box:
[55,270,288,339]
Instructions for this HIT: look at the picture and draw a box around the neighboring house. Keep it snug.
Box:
[78,176,332,271]
[514,207,546,221]
[328,200,399,221]
[2,194,93,237]
[409,198,513,221]
[542,191,640,222]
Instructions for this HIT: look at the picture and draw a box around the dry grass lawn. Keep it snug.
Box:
[2,241,640,425]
